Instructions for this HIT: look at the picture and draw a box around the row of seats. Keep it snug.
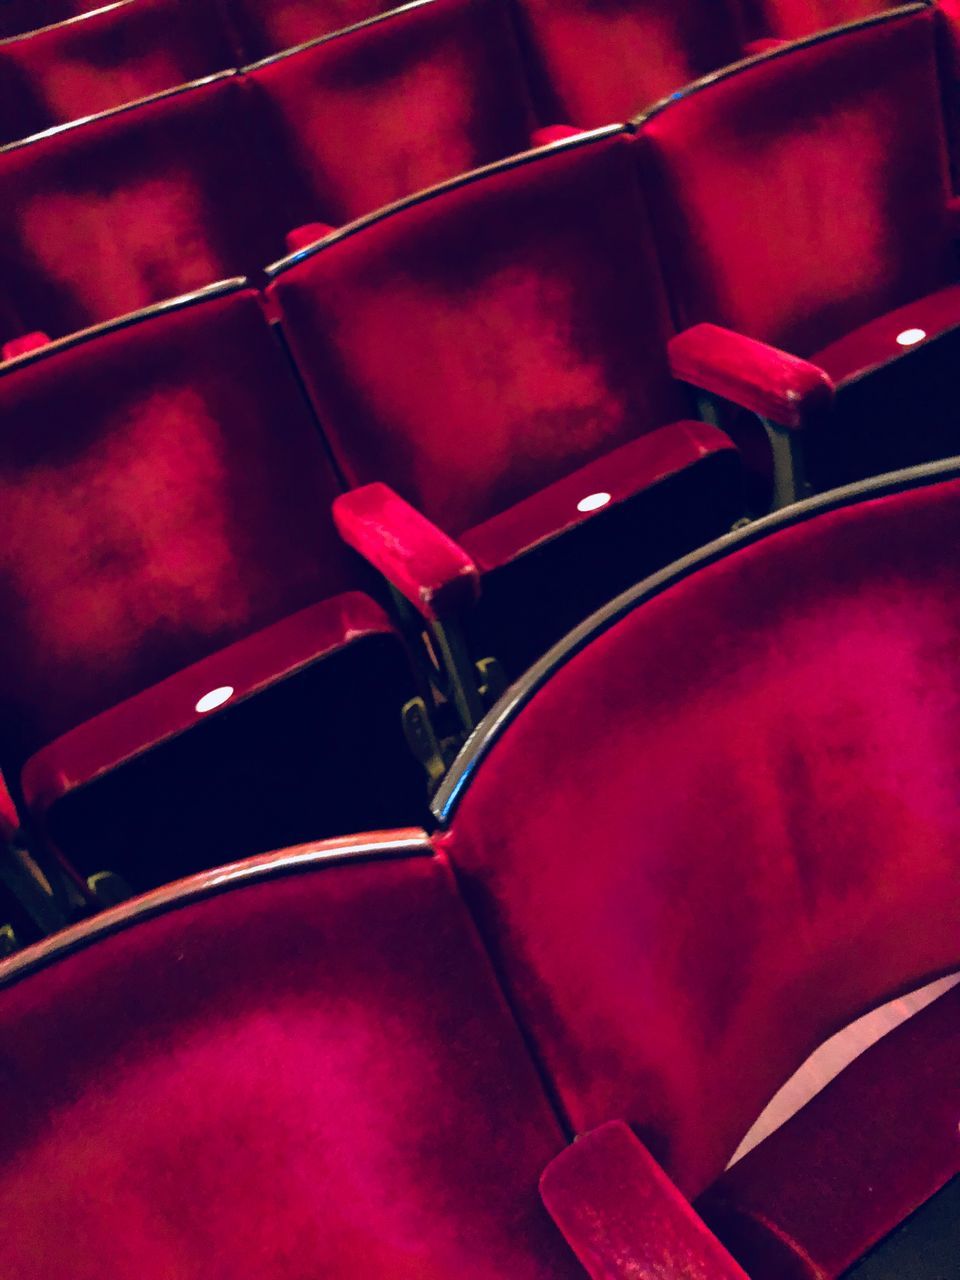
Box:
[6,5,960,916]
[0,0,931,152]
[5,6,960,497]
[2,455,960,1275]
[0,268,742,910]
[0,0,909,79]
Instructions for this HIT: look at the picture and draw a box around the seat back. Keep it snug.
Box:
[515,0,744,129]
[0,844,582,1277]
[269,131,689,535]
[0,0,236,145]
[0,283,362,770]
[0,75,306,342]
[227,0,400,60]
[247,0,536,225]
[635,4,953,357]
[744,0,905,40]
[435,462,960,1200]
[0,0,96,39]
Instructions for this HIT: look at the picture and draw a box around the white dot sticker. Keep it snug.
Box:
[577,492,612,514]
[195,686,234,714]
[896,328,926,347]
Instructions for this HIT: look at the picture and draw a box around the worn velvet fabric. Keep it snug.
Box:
[668,322,835,429]
[440,473,960,1200]
[699,981,960,1277]
[227,0,400,61]
[0,76,306,342]
[271,132,743,667]
[637,6,952,360]
[515,0,744,129]
[271,132,699,537]
[248,0,537,226]
[0,0,235,145]
[542,1122,750,1278]
[743,0,905,40]
[0,852,582,1277]
[333,483,482,621]
[0,286,368,774]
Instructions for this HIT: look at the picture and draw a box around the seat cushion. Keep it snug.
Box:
[459,422,742,676]
[21,595,425,887]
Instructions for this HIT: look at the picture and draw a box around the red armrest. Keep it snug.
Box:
[669,323,834,430]
[2,332,50,362]
[530,124,585,147]
[540,1122,750,1279]
[332,483,481,622]
[284,222,337,254]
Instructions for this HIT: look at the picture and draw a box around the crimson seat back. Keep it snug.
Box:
[0,0,235,146]
[269,130,691,536]
[635,4,953,357]
[227,0,400,60]
[434,462,960,1200]
[0,75,308,342]
[0,283,362,773]
[515,0,744,129]
[742,0,905,40]
[246,0,536,225]
[0,844,582,1277]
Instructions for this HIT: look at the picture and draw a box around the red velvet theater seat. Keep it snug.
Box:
[0,281,424,893]
[246,0,538,231]
[431,458,960,1276]
[0,0,236,146]
[740,0,905,41]
[0,841,586,1278]
[226,0,402,61]
[634,3,960,504]
[513,0,745,130]
[0,73,311,345]
[268,129,744,700]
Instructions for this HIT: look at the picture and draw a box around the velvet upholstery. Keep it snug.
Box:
[0,0,235,145]
[743,0,905,40]
[227,0,406,61]
[637,5,960,483]
[0,283,423,883]
[638,6,952,361]
[668,322,835,429]
[541,1122,750,1278]
[0,75,308,342]
[699,981,960,1277]
[0,847,583,1276]
[514,0,744,129]
[270,132,743,666]
[247,0,538,225]
[437,465,960,1202]
[334,484,482,621]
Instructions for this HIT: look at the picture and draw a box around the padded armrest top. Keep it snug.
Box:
[333,483,481,622]
[541,1122,750,1279]
[669,323,834,429]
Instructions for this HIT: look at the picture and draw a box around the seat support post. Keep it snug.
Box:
[762,417,811,510]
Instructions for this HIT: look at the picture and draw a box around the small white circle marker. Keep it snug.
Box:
[577,491,612,514]
[896,328,926,346]
[195,686,234,714]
